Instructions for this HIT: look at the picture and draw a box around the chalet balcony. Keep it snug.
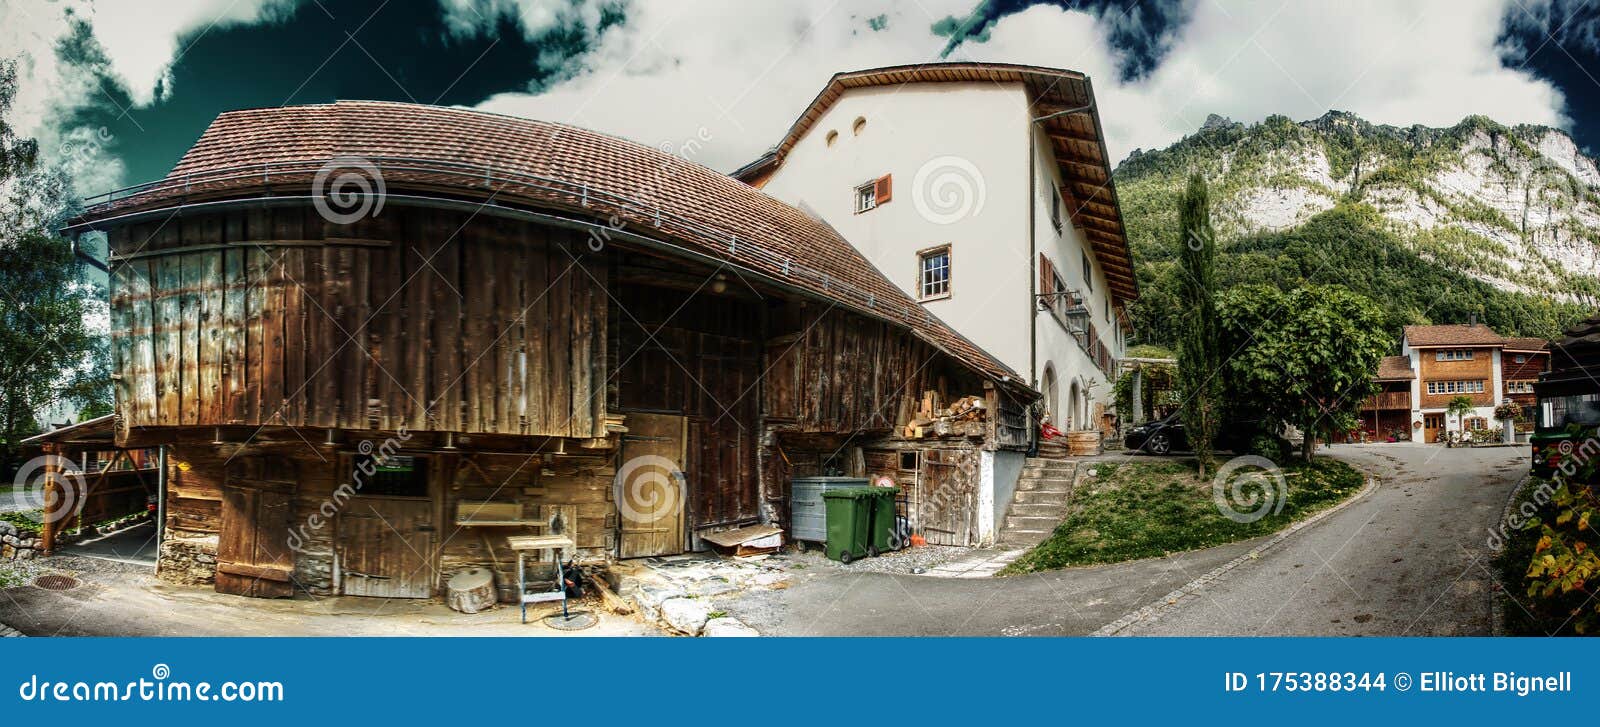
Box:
[1361,391,1411,410]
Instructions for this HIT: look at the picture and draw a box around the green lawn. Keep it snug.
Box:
[1001,457,1366,574]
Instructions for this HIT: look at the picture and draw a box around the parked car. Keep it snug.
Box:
[1123,415,1265,455]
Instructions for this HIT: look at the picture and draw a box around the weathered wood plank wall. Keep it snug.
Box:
[763,303,982,435]
[612,283,762,530]
[107,207,608,439]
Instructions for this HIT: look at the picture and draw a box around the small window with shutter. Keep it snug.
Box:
[854,175,892,213]
[1051,187,1063,232]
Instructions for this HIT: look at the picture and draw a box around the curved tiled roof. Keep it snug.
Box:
[72,101,1027,392]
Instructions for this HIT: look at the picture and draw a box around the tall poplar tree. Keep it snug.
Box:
[1177,173,1222,476]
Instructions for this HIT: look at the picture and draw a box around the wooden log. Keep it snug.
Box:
[585,568,634,615]
[446,567,498,613]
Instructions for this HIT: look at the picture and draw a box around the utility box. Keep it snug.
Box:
[790,476,869,544]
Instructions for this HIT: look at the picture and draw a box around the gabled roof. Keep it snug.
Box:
[19,414,116,446]
[731,62,1137,304]
[1375,355,1413,381]
[1501,337,1550,352]
[69,101,1028,394]
[1402,324,1505,347]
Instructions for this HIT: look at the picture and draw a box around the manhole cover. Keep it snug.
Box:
[32,574,79,591]
[542,611,598,631]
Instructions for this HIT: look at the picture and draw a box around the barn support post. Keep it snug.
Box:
[155,444,168,564]
[39,448,55,555]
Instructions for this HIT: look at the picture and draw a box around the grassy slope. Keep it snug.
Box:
[1002,457,1365,574]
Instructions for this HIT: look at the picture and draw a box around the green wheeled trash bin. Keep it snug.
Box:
[821,488,875,563]
[866,486,901,557]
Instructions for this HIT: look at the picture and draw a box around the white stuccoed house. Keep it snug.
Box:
[734,63,1138,543]
[736,62,1137,435]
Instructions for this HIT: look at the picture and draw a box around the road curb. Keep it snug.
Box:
[1092,467,1381,637]
[1487,474,1536,637]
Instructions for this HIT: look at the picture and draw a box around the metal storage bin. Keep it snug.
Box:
[790,476,869,544]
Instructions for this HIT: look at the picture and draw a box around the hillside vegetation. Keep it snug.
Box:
[1116,112,1598,347]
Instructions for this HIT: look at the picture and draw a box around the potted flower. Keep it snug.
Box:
[1493,400,1522,444]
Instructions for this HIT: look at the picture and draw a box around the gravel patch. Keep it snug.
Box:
[783,544,977,574]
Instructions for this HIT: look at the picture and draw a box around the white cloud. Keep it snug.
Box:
[469,0,980,172]
[469,0,1570,169]
[439,0,610,42]
[3,0,295,193]
[88,0,297,105]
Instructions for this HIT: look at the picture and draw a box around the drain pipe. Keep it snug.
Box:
[1028,121,1038,393]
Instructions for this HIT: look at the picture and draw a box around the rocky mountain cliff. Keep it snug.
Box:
[1116,112,1599,346]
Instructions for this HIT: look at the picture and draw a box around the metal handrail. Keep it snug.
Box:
[80,156,945,332]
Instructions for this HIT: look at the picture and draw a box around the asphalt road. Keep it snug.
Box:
[726,443,1526,636]
[1127,443,1526,636]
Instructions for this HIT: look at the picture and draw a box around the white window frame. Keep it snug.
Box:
[917,245,951,301]
[854,182,877,213]
[1427,380,1486,395]
[1434,349,1474,361]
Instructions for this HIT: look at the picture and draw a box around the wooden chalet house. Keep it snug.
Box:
[1355,323,1550,443]
[65,100,1037,600]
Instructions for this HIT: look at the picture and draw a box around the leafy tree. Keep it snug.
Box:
[1176,174,1222,475]
[1217,284,1391,462]
[0,60,106,471]
[1447,395,1474,434]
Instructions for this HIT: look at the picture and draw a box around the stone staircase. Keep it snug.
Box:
[999,455,1079,547]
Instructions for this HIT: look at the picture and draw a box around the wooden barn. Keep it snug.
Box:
[64,101,1036,600]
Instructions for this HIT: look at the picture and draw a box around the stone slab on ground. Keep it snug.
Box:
[703,616,759,636]
[660,597,712,635]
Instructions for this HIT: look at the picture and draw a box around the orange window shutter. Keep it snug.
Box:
[1039,254,1054,294]
[875,174,892,204]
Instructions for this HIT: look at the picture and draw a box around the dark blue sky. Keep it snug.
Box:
[46,0,1600,186]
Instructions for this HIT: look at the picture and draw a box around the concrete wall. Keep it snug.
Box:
[978,449,1026,545]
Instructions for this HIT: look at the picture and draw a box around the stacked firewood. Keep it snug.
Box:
[902,392,987,439]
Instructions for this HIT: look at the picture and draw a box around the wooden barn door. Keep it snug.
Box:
[338,497,434,598]
[917,449,976,546]
[216,456,297,598]
[687,334,760,535]
[617,413,687,558]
